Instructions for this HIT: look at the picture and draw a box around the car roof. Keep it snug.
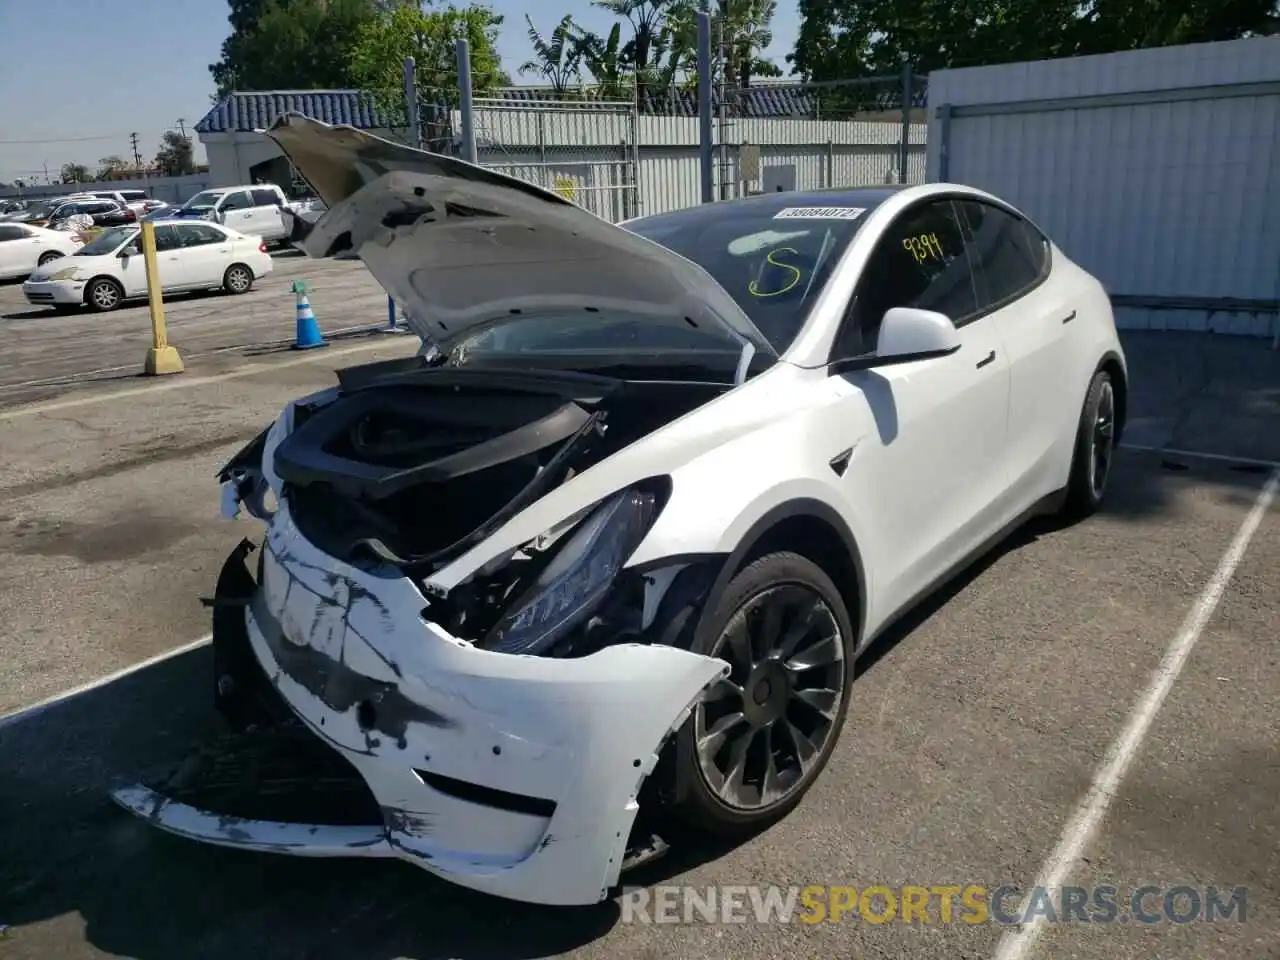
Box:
[626,185,912,229]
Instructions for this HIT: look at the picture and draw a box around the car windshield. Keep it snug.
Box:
[625,195,885,353]
[182,191,222,212]
[436,309,755,380]
[75,226,137,256]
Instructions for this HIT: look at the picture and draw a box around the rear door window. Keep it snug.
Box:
[954,200,1048,312]
[251,188,281,207]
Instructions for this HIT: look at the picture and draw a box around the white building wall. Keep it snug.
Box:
[928,37,1280,337]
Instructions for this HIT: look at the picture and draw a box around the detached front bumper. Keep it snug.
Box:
[112,502,727,906]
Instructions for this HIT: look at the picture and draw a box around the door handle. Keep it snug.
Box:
[975,350,996,369]
[1061,310,1077,324]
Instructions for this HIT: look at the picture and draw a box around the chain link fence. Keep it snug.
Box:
[469,98,641,223]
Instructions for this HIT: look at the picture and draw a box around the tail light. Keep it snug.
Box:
[258,241,268,253]
[123,209,137,221]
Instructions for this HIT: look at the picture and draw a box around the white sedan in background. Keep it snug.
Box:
[0,222,83,280]
[23,220,274,312]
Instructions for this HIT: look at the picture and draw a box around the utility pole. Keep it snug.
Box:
[130,132,142,170]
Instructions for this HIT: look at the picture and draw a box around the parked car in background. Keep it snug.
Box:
[3,199,65,226]
[47,198,135,229]
[22,219,274,312]
[167,185,294,244]
[0,223,83,279]
[90,189,153,211]
[0,199,30,218]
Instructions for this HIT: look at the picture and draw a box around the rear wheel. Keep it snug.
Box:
[223,263,254,295]
[672,551,855,834]
[37,250,63,266]
[1063,369,1116,519]
[85,277,124,312]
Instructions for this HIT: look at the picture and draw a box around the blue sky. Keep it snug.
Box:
[0,0,800,184]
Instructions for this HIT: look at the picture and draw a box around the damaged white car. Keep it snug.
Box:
[112,114,1128,906]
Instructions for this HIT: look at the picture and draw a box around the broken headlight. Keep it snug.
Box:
[483,486,662,656]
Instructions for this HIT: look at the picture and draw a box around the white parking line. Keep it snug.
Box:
[0,634,212,733]
[992,466,1279,960]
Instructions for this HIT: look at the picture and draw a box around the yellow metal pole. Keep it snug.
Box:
[141,220,184,376]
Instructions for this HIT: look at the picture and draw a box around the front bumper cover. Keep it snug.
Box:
[111,502,728,906]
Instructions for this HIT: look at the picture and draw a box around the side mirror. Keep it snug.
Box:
[874,307,961,363]
[119,244,140,258]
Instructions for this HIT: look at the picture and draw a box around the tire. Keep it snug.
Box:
[85,277,124,313]
[671,551,856,835]
[1063,368,1117,519]
[38,250,63,266]
[223,263,254,295]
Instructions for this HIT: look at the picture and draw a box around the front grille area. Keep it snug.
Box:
[143,717,383,826]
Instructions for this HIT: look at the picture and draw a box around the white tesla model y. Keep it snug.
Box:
[112,114,1128,906]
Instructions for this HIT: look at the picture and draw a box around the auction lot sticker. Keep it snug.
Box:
[773,207,866,220]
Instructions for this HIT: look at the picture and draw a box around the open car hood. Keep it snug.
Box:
[263,113,777,366]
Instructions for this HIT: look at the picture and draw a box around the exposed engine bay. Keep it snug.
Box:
[221,355,730,660]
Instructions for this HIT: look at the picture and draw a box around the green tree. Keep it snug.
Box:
[575,21,631,99]
[154,131,196,177]
[209,0,380,98]
[520,15,583,97]
[591,0,672,100]
[59,163,91,183]
[96,156,128,181]
[789,0,1280,81]
[349,2,507,145]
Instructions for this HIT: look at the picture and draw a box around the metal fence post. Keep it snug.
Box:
[899,60,913,184]
[403,56,421,149]
[456,39,478,164]
[936,102,953,182]
[696,11,714,204]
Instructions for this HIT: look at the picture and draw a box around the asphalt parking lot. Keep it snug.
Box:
[0,320,1276,960]
[0,250,392,407]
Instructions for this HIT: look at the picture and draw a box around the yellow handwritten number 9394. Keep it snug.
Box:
[902,232,945,265]
[748,247,803,297]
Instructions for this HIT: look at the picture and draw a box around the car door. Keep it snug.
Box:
[825,197,1013,629]
[173,223,231,287]
[216,190,258,234]
[248,187,286,240]
[954,199,1075,507]
[0,224,38,276]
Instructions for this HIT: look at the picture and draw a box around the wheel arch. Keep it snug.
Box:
[1096,349,1128,444]
[706,498,867,649]
[82,274,124,304]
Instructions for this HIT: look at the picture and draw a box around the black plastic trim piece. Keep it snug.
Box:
[414,769,557,819]
[828,342,960,375]
[272,391,591,500]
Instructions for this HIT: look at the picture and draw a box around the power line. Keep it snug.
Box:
[0,133,131,145]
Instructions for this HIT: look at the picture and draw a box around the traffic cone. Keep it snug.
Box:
[291,280,327,350]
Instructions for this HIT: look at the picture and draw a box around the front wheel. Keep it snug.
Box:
[85,277,124,312]
[222,263,254,295]
[671,551,855,834]
[1063,369,1117,519]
